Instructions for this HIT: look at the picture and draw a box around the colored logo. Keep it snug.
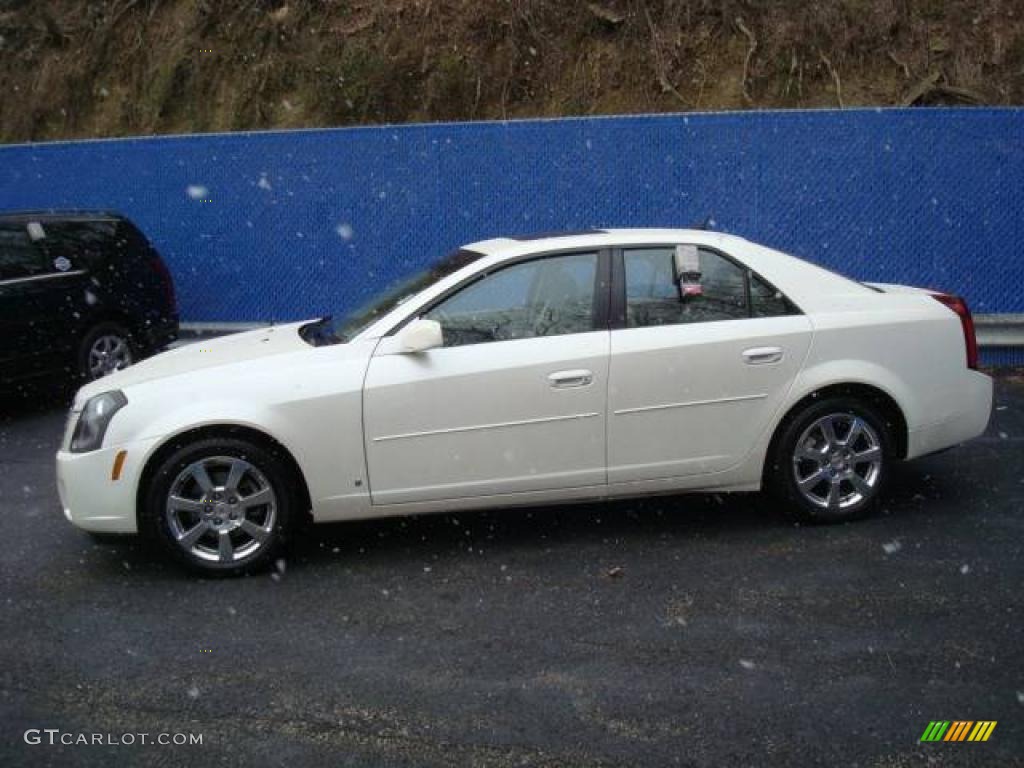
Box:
[920,721,996,742]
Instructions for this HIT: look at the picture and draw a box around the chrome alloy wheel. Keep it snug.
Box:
[791,413,883,511]
[88,334,133,378]
[165,456,277,564]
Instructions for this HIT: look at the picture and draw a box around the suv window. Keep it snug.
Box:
[425,252,598,347]
[0,223,47,281]
[623,246,796,327]
[36,220,120,271]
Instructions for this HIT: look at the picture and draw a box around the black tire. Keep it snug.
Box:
[766,396,895,523]
[78,322,135,381]
[140,437,297,575]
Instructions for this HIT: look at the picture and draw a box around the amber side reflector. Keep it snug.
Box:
[111,450,127,481]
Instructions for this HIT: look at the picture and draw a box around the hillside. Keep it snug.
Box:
[1,0,1023,143]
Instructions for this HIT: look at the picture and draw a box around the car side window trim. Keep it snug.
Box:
[610,243,803,329]
[385,247,614,338]
[0,269,87,287]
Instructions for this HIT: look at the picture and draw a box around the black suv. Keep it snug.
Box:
[0,211,178,390]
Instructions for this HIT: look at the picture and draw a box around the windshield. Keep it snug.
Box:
[301,248,483,345]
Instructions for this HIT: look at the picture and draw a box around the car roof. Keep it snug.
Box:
[0,209,127,223]
[457,228,877,316]
[349,227,886,340]
[464,228,746,257]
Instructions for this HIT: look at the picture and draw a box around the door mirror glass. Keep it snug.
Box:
[397,318,443,353]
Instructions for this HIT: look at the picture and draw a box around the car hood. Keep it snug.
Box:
[73,321,315,407]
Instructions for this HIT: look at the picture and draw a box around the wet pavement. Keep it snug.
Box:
[1,374,1022,766]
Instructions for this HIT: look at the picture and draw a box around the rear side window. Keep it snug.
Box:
[35,220,121,271]
[750,272,794,317]
[623,246,798,327]
[0,224,47,280]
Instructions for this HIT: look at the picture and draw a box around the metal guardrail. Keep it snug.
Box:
[181,315,1024,347]
[975,315,1024,348]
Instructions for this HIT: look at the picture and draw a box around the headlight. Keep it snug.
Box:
[70,391,128,453]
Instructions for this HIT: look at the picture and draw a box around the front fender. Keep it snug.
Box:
[101,349,373,523]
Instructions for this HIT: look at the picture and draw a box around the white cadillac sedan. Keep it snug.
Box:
[57,229,992,573]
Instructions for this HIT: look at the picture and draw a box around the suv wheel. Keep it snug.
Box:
[767,397,894,523]
[79,322,134,380]
[141,437,296,575]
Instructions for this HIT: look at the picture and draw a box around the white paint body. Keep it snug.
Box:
[56,230,993,533]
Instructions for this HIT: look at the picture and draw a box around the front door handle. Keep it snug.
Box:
[548,369,594,388]
[742,346,783,365]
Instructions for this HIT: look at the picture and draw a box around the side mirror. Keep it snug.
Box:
[397,318,443,354]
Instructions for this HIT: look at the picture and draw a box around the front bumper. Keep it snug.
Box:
[56,435,162,534]
[906,370,993,459]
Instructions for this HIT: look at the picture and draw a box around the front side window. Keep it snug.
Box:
[425,252,598,347]
[0,224,47,281]
[623,246,795,327]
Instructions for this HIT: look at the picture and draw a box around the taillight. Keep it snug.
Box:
[932,293,978,370]
[150,254,177,312]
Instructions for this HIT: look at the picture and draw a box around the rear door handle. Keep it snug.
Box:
[742,346,783,365]
[548,369,594,388]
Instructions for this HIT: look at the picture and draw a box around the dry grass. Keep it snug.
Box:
[1,0,1022,142]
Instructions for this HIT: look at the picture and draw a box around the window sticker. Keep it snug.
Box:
[674,244,703,296]
[26,221,46,241]
[53,256,72,272]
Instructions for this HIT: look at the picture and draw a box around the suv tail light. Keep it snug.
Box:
[150,255,177,312]
[932,293,978,370]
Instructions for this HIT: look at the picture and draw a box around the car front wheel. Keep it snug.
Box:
[141,437,295,574]
[79,322,134,380]
[768,397,894,523]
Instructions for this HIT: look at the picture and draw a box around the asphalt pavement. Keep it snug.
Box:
[1,374,1022,767]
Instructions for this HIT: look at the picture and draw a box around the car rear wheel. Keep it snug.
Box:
[141,437,296,574]
[768,397,894,523]
[79,322,134,380]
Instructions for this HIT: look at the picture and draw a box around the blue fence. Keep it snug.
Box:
[0,108,1021,330]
